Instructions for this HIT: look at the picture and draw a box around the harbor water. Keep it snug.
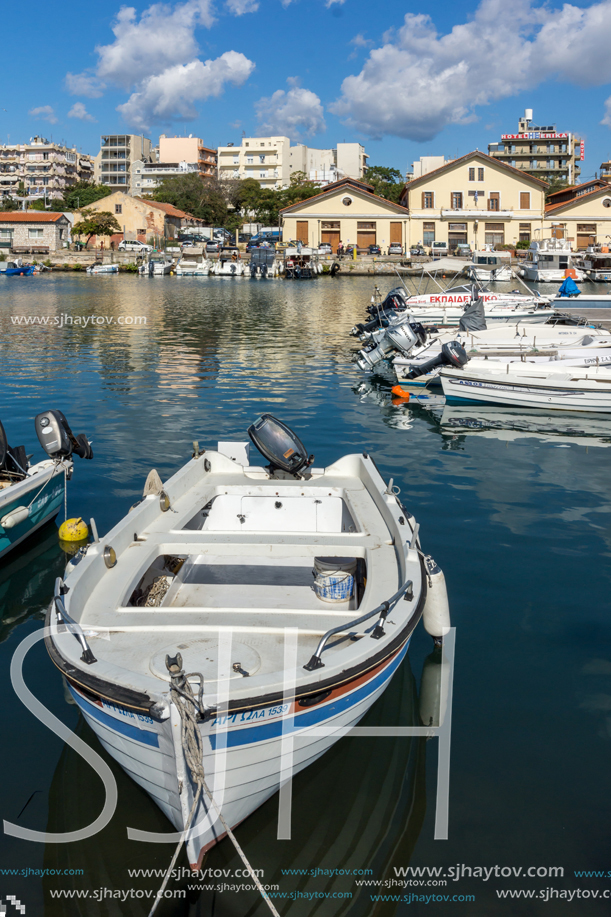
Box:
[1,273,610,915]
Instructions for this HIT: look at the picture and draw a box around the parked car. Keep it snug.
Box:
[455,243,472,257]
[206,239,221,252]
[410,245,425,256]
[368,244,382,256]
[429,241,449,257]
[118,239,152,253]
[387,243,403,255]
[318,242,333,254]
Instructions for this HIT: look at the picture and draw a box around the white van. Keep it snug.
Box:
[429,241,449,257]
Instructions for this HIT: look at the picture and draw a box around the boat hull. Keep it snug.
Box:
[66,637,411,868]
[0,464,66,559]
[441,369,611,412]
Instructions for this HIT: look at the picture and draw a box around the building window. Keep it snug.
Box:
[451,192,463,209]
[259,155,265,164]
[478,168,484,181]
[115,204,122,214]
[519,223,531,242]
[422,191,434,208]
[233,156,239,164]
[28,228,44,238]
[321,221,340,229]
[247,157,253,165]
[423,222,435,246]
[245,142,249,147]
[468,168,475,181]
[259,171,266,178]
[448,223,467,231]
[484,222,504,247]
[519,192,531,209]
[488,192,500,212]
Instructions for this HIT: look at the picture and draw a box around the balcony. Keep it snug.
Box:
[440,208,514,220]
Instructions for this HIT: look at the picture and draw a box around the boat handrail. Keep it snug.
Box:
[53,576,97,665]
[303,578,414,671]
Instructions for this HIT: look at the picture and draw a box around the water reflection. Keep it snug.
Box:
[0,523,64,644]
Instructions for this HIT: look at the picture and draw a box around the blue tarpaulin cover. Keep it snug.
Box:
[557,277,580,297]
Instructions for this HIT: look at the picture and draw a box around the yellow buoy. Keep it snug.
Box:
[59,517,89,542]
[60,537,89,557]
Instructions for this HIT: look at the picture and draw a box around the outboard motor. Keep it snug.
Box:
[366,288,408,316]
[35,410,93,460]
[260,263,268,279]
[0,420,28,478]
[250,261,258,277]
[350,315,390,338]
[404,341,469,380]
[248,414,314,477]
[386,321,427,356]
[356,340,390,371]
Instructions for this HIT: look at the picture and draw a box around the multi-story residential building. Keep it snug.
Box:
[158,136,217,177]
[488,109,582,185]
[399,151,547,250]
[218,136,291,189]
[94,135,153,195]
[600,159,611,181]
[406,156,448,181]
[132,160,200,195]
[218,138,368,189]
[0,137,95,201]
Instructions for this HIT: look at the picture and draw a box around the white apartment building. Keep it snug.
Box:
[218,138,368,189]
[407,156,449,181]
[0,136,95,201]
[132,159,200,194]
[94,134,153,195]
[218,137,291,189]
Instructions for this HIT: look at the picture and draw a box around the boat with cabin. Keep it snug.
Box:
[175,245,211,277]
[44,414,449,870]
[519,238,585,283]
[465,250,512,282]
[0,411,92,560]
[0,259,35,276]
[139,255,174,276]
[283,247,321,279]
[581,243,611,282]
[211,246,245,276]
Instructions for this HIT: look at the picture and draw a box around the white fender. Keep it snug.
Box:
[422,555,451,642]
[1,506,30,529]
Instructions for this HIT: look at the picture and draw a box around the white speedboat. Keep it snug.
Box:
[175,245,211,277]
[0,411,92,560]
[440,362,611,412]
[211,247,246,276]
[465,252,513,282]
[581,245,611,283]
[519,239,585,283]
[45,415,449,870]
[140,256,174,276]
[86,263,118,275]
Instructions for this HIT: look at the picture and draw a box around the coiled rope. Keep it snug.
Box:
[148,655,280,917]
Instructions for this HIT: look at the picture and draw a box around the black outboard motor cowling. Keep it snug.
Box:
[35,410,93,460]
[404,341,469,380]
[248,414,313,476]
[366,288,407,316]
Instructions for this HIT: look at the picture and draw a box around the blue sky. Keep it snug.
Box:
[4,0,611,180]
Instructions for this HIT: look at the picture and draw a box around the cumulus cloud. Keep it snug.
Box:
[326,0,345,6]
[256,83,325,139]
[602,97,611,127]
[68,102,97,122]
[226,0,259,14]
[29,105,58,124]
[65,71,105,98]
[332,0,611,141]
[118,51,254,130]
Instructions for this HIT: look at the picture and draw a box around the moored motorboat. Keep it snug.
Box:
[519,238,585,283]
[0,411,92,560]
[86,262,119,275]
[0,259,35,276]
[139,256,174,276]
[45,414,449,870]
[211,246,245,276]
[465,251,512,282]
[175,245,211,276]
[440,361,611,412]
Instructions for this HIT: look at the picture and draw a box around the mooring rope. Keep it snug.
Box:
[148,658,280,917]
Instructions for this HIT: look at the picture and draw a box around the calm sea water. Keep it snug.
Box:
[1,273,610,916]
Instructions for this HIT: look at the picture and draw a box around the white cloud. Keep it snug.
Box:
[118,51,254,130]
[29,105,58,124]
[68,102,97,122]
[332,0,611,141]
[326,0,344,6]
[602,97,611,128]
[95,0,215,89]
[226,0,259,14]
[256,83,325,139]
[350,33,372,48]
[65,71,105,98]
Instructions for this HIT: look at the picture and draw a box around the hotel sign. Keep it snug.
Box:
[501,132,569,140]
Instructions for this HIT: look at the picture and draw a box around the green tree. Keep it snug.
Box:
[544,177,568,200]
[72,210,122,246]
[363,165,404,203]
[62,181,112,211]
[281,171,322,206]
[0,197,21,212]
[153,173,228,225]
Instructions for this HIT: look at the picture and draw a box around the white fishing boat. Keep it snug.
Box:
[581,244,611,283]
[519,238,585,283]
[45,415,449,870]
[175,245,211,277]
[283,247,322,279]
[465,251,512,282]
[139,256,174,276]
[440,361,611,412]
[86,262,119,275]
[0,411,92,560]
[211,247,246,276]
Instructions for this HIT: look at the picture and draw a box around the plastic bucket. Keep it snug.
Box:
[313,556,356,603]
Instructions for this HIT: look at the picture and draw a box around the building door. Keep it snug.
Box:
[296,221,309,244]
[448,223,467,251]
[484,223,504,248]
[390,222,402,245]
[357,221,376,249]
[322,231,340,250]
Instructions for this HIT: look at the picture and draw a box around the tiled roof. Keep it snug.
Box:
[545,185,611,214]
[0,211,66,222]
[546,178,609,200]
[136,199,196,220]
[280,178,409,214]
[401,150,549,198]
